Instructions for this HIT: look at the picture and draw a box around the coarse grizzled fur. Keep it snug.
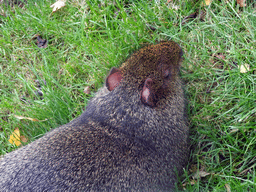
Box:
[0,41,188,191]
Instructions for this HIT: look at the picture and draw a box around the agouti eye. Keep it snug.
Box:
[163,69,171,79]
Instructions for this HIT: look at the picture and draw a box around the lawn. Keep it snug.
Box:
[0,0,255,191]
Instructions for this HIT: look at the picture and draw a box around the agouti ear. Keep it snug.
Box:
[140,78,156,107]
[106,67,123,91]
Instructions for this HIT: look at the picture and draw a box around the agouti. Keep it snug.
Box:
[0,41,188,191]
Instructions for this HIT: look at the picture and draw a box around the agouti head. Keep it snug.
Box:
[106,41,183,107]
[0,41,187,192]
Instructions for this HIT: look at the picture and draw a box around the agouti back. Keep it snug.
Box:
[0,41,188,191]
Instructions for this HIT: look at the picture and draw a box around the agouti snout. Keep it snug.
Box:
[0,41,188,191]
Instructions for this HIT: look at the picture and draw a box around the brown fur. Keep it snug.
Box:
[0,41,188,191]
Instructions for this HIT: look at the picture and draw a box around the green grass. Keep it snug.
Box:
[0,0,255,191]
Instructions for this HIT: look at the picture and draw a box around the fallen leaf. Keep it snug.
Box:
[8,128,21,146]
[83,86,91,94]
[14,115,48,122]
[192,171,211,180]
[229,128,239,134]
[237,0,246,7]
[50,0,66,12]
[37,36,48,48]
[182,180,196,188]
[239,64,250,73]
[225,183,231,192]
[20,135,28,143]
[202,0,212,6]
